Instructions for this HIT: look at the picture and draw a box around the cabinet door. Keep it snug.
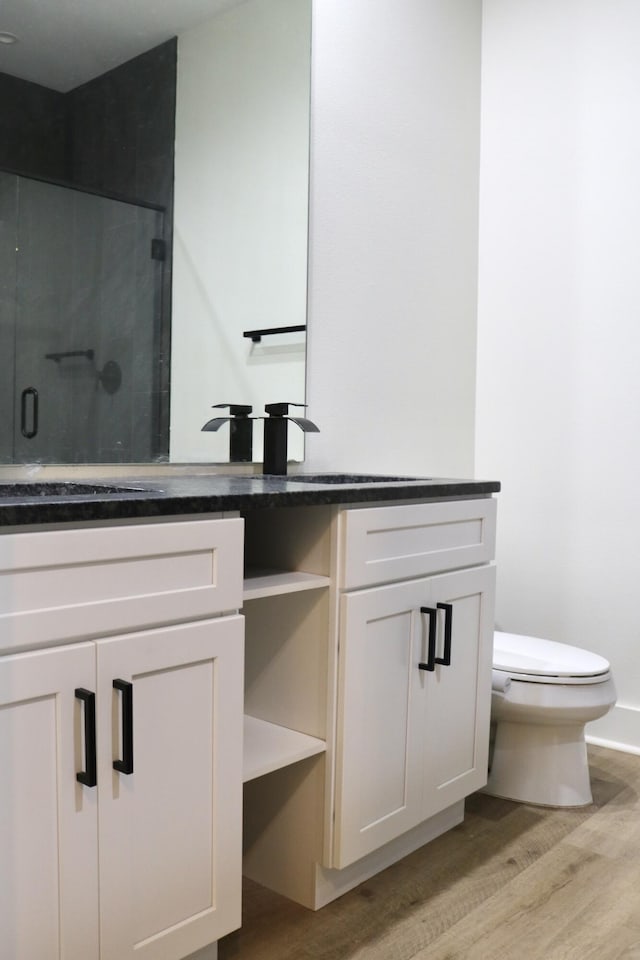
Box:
[334,579,430,868]
[0,643,99,960]
[96,616,244,960]
[420,565,495,817]
[333,566,495,869]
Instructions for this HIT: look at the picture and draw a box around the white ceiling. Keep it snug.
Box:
[0,0,246,92]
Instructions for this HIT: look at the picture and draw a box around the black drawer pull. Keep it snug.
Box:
[435,602,453,666]
[418,606,437,671]
[75,688,97,788]
[113,679,134,775]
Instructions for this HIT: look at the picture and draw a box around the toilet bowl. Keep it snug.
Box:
[484,631,616,806]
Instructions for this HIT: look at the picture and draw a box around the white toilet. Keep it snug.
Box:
[485,631,616,806]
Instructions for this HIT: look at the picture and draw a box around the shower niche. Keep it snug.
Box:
[0,172,166,465]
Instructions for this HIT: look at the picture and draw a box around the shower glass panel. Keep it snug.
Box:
[0,173,17,463]
[1,171,164,464]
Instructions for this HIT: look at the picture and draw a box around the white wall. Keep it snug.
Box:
[476,0,640,751]
[304,0,482,478]
[171,0,310,463]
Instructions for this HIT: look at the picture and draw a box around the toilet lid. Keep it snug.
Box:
[493,631,610,679]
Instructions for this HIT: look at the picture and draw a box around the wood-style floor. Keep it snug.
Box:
[219,745,640,960]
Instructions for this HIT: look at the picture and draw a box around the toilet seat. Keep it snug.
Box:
[493,631,611,685]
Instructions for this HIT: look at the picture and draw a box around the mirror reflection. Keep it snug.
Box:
[0,0,311,466]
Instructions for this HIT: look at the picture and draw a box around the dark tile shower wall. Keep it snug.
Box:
[66,40,176,210]
[0,74,67,182]
[0,38,176,462]
[67,40,177,459]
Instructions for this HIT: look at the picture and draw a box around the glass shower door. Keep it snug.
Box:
[0,173,18,463]
[13,175,164,464]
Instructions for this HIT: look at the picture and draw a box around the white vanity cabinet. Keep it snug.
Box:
[0,490,498,947]
[0,518,244,960]
[332,499,496,868]
[238,496,497,909]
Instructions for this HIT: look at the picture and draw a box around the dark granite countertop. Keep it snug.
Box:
[0,472,501,528]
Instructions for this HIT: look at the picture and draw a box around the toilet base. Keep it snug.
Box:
[483,719,593,806]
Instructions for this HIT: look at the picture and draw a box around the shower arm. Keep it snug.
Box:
[44,349,121,394]
[45,349,95,363]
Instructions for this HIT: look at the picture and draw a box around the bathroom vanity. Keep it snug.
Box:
[0,473,499,960]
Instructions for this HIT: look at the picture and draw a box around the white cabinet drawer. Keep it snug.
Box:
[340,499,496,589]
[0,518,243,653]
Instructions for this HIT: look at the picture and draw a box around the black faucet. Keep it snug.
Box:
[262,402,319,475]
[201,404,254,462]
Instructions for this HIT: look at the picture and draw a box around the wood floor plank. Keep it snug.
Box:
[219,746,640,960]
[410,845,622,960]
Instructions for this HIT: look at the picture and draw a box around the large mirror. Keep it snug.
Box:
[0,0,311,466]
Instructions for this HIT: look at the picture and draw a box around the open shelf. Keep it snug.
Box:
[243,568,330,601]
[243,715,326,783]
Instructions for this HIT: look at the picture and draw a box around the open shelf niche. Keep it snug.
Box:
[241,505,335,784]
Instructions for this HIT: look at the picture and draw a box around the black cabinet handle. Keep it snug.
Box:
[20,387,39,439]
[418,606,437,671]
[113,679,134,775]
[435,602,453,666]
[75,688,97,788]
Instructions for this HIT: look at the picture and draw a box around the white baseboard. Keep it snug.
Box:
[586,703,640,755]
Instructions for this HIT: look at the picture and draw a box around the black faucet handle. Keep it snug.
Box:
[265,401,307,416]
[212,403,253,417]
